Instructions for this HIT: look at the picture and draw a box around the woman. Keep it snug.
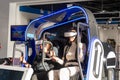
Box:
[48,29,86,80]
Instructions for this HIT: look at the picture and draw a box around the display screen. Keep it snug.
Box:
[27,33,34,38]
[11,25,27,41]
[107,58,116,66]
[0,69,24,80]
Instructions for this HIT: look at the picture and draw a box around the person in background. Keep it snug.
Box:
[0,57,13,65]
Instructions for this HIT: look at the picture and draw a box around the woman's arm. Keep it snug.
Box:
[52,56,64,65]
[49,50,64,65]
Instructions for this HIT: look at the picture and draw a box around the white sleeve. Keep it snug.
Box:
[78,43,86,62]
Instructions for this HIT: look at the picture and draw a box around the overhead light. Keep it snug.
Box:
[117,24,120,30]
[100,10,106,13]
[102,26,109,30]
[98,26,101,29]
[67,4,73,7]
[108,18,112,24]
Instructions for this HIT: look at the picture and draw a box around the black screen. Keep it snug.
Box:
[0,69,24,80]
[107,58,116,66]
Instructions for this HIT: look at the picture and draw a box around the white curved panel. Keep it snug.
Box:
[86,38,104,80]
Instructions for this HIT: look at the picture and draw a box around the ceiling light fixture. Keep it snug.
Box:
[117,24,120,30]
[108,18,112,24]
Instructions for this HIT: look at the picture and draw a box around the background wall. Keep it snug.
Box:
[0,0,31,58]
[98,24,120,53]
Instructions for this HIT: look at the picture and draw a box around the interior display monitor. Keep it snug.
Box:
[27,33,34,39]
[11,25,27,41]
[0,65,33,80]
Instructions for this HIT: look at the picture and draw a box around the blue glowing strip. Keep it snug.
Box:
[25,45,28,61]
[68,6,89,24]
[87,28,91,51]
[19,6,50,15]
[38,17,86,39]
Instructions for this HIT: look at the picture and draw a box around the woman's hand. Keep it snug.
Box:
[50,50,56,57]
[51,56,58,61]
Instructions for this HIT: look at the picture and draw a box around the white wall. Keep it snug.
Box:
[0,0,32,58]
[8,3,40,57]
[1,0,57,58]
[98,24,120,53]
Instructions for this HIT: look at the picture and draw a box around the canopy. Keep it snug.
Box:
[25,6,89,40]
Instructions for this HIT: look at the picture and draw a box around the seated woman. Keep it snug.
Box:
[48,29,86,80]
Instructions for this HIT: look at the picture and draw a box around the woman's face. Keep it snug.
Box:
[69,36,76,42]
[44,44,51,53]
